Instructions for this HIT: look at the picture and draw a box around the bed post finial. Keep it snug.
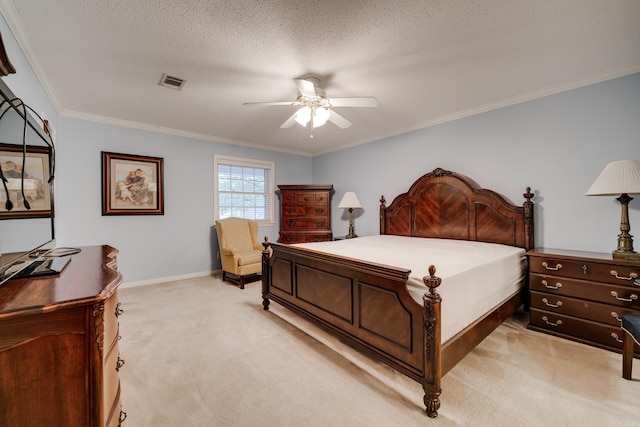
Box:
[379,195,387,235]
[422,264,442,418]
[261,236,272,311]
[523,187,534,251]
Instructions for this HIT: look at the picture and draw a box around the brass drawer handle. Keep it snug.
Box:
[610,291,638,302]
[611,332,623,344]
[610,270,639,281]
[542,261,562,271]
[542,298,562,308]
[541,279,562,290]
[611,312,623,323]
[542,316,562,327]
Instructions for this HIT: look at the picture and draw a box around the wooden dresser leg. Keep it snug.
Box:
[623,330,633,380]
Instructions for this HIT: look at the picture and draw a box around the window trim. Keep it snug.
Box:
[214,154,275,226]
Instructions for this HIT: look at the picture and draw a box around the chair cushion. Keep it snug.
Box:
[622,313,640,346]
[237,250,262,266]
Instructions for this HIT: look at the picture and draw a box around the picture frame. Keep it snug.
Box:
[0,143,52,219]
[102,151,164,215]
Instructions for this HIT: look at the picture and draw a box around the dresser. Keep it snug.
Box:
[527,248,640,355]
[0,246,125,426]
[278,185,333,243]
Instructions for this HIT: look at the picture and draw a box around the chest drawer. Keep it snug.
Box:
[530,290,640,326]
[530,274,640,309]
[529,256,640,284]
[281,205,329,217]
[530,308,625,350]
[281,217,329,230]
[279,231,332,243]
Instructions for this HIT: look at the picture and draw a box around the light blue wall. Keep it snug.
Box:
[54,118,312,283]
[314,73,640,254]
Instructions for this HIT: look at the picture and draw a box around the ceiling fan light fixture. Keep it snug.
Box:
[313,107,330,127]
[295,106,311,126]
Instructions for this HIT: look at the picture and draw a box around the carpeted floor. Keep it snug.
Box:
[117,276,639,426]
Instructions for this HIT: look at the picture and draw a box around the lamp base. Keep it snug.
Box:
[612,251,640,261]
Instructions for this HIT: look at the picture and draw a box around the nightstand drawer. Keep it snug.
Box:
[530,291,640,326]
[529,256,640,284]
[530,274,640,309]
[530,308,625,350]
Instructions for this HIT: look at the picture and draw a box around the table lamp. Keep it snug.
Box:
[586,160,640,260]
[338,192,363,238]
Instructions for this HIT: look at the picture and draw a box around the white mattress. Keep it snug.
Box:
[294,235,526,343]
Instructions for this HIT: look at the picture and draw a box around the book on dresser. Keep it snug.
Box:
[527,248,640,356]
[277,185,333,243]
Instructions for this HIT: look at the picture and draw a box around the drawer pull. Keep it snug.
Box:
[610,270,639,281]
[542,261,562,271]
[541,316,562,327]
[287,220,296,226]
[541,298,562,308]
[541,279,562,290]
[611,312,623,323]
[116,356,125,371]
[115,302,124,317]
[611,332,623,344]
[610,291,638,302]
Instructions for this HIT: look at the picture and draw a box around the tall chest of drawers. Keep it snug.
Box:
[0,246,125,426]
[278,185,333,243]
[527,248,640,355]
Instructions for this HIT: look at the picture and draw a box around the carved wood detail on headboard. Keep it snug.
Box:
[379,168,534,250]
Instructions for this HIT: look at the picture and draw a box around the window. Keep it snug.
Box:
[214,155,275,225]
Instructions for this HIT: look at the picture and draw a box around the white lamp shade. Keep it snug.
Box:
[338,192,363,209]
[313,107,330,127]
[586,160,640,196]
[294,106,311,126]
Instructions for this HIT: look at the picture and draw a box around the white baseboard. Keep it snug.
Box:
[120,269,223,289]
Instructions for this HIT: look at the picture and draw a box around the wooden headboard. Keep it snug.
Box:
[379,168,534,250]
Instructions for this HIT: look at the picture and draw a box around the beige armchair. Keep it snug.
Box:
[215,217,263,289]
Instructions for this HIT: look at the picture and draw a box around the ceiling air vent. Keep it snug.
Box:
[159,73,186,90]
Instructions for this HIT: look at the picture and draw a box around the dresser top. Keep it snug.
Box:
[527,247,640,266]
[0,245,121,319]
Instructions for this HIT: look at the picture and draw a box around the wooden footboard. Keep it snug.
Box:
[261,240,446,417]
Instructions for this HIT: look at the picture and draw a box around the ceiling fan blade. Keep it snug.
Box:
[243,101,300,106]
[328,109,352,129]
[328,97,378,107]
[280,112,298,128]
[294,78,317,98]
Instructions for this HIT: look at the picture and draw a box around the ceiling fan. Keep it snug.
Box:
[243,77,377,136]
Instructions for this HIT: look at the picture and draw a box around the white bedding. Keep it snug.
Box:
[294,235,526,343]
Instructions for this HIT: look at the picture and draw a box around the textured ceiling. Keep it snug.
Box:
[1,0,640,156]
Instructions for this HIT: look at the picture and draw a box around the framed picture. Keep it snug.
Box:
[0,143,52,219]
[102,151,164,215]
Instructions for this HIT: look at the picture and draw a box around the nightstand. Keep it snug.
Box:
[527,248,640,355]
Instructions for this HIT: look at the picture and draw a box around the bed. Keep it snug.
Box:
[260,167,534,418]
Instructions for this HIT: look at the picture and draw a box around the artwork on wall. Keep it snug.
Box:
[0,143,52,219]
[102,151,164,215]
